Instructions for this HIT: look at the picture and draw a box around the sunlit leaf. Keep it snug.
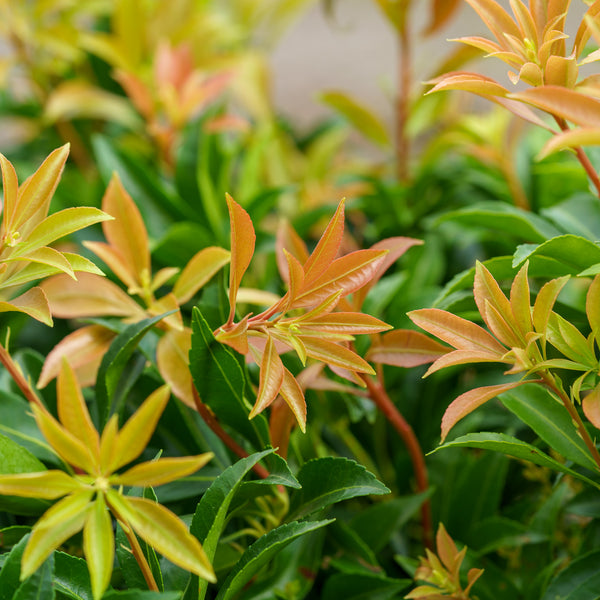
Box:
[0,470,82,499]
[408,308,507,354]
[0,287,52,326]
[301,337,375,375]
[279,368,307,433]
[172,246,230,304]
[583,385,600,430]
[83,493,114,600]
[21,490,93,579]
[156,328,194,407]
[464,0,521,43]
[108,385,171,472]
[428,72,510,97]
[114,454,213,487]
[57,359,100,452]
[538,127,600,159]
[106,491,215,582]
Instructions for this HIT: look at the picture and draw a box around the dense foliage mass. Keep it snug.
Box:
[4,0,600,598]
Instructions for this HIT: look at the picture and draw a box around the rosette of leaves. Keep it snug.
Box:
[0,144,111,325]
[215,194,413,432]
[0,359,215,599]
[38,172,230,406]
[428,0,600,166]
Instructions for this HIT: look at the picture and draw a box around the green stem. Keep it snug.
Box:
[118,519,159,592]
[541,372,600,471]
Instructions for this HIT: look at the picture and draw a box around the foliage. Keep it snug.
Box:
[4,0,600,599]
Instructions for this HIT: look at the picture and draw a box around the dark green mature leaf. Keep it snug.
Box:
[0,433,50,515]
[542,551,600,600]
[14,553,54,600]
[103,592,181,600]
[0,390,58,465]
[187,450,274,600]
[288,457,390,521]
[542,193,600,240]
[500,385,599,472]
[0,535,29,600]
[349,491,432,553]
[435,202,560,242]
[214,520,334,600]
[0,526,29,548]
[53,552,93,600]
[189,308,269,449]
[431,432,600,488]
[95,312,173,426]
[513,235,600,275]
[322,573,410,600]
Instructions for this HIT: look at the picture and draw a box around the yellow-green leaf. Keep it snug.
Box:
[32,403,98,473]
[6,246,75,279]
[0,287,52,325]
[156,328,194,408]
[320,91,390,147]
[172,246,230,304]
[0,152,18,235]
[57,359,100,453]
[106,491,216,582]
[301,337,375,375]
[83,493,114,600]
[22,490,93,579]
[538,127,600,160]
[108,385,171,472]
[0,470,82,499]
[114,454,213,487]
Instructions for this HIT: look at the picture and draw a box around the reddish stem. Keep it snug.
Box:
[361,374,433,550]
[192,386,270,479]
[554,117,600,198]
[0,343,43,406]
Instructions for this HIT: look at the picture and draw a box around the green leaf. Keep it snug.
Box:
[188,450,274,600]
[95,312,174,426]
[322,573,410,600]
[0,526,30,548]
[0,535,29,600]
[14,552,54,600]
[512,235,600,275]
[102,592,181,600]
[53,552,93,600]
[500,384,599,472]
[0,433,50,515]
[320,91,390,147]
[189,308,270,449]
[214,520,334,600]
[542,550,600,600]
[288,457,390,521]
[435,202,560,242]
[542,193,600,240]
[430,432,600,488]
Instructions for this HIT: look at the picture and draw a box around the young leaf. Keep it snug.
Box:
[83,494,114,600]
[583,386,600,430]
[441,381,524,443]
[367,329,450,368]
[249,336,284,420]
[226,194,255,324]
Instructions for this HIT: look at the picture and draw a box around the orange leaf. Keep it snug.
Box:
[215,315,250,355]
[101,173,150,290]
[509,86,600,128]
[38,325,115,389]
[303,199,345,284]
[574,0,600,58]
[292,249,387,308]
[537,127,600,160]
[408,308,507,355]
[0,287,52,326]
[464,0,521,44]
[226,193,255,324]
[428,72,510,97]
[301,337,375,375]
[279,368,307,433]
[83,241,139,292]
[282,248,305,309]
[583,385,600,429]
[298,312,391,336]
[276,221,309,283]
[40,273,146,319]
[353,236,422,309]
[367,329,450,367]
[441,381,523,442]
[424,348,512,376]
[250,336,285,419]
[422,0,462,36]
[0,152,18,234]
[269,398,297,458]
